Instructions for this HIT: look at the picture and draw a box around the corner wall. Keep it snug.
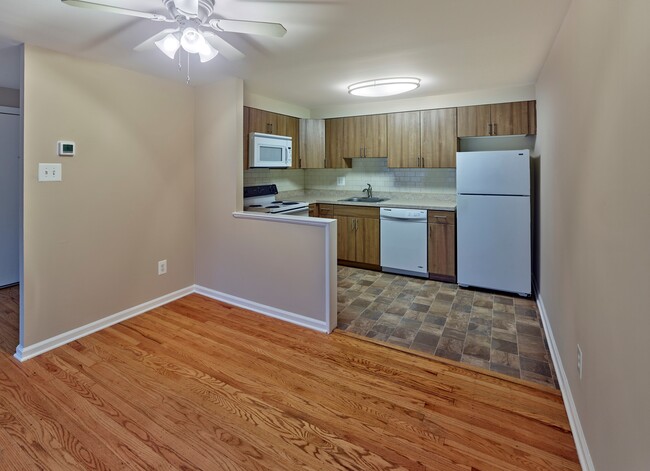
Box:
[194,78,335,329]
[21,46,195,347]
[535,1,650,469]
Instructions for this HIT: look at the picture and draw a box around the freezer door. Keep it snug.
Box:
[457,150,530,196]
[457,194,531,295]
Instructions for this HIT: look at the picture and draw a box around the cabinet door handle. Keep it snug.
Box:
[364,147,367,158]
[492,123,497,135]
[433,215,447,219]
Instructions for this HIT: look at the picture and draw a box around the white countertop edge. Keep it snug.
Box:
[310,200,456,211]
[232,211,336,226]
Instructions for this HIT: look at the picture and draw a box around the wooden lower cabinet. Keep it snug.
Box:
[427,210,456,281]
[333,205,380,266]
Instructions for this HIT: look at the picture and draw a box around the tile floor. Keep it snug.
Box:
[337,266,559,388]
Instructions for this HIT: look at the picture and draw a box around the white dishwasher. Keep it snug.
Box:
[380,208,428,278]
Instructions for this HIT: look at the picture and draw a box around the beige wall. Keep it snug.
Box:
[195,78,335,326]
[22,46,195,346]
[535,0,650,469]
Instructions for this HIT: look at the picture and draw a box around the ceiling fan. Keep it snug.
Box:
[61,0,287,62]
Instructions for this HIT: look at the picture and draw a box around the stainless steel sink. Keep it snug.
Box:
[339,197,389,203]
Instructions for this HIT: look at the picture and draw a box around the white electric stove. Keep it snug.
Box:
[243,184,309,215]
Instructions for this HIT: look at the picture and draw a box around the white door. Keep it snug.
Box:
[0,113,20,287]
[457,194,531,295]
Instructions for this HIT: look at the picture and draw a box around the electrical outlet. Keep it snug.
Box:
[158,260,167,275]
[577,344,583,380]
[337,176,345,186]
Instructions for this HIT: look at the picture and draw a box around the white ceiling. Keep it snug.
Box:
[0,0,571,109]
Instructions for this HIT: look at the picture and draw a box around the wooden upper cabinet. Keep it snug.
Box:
[300,119,325,169]
[248,107,276,134]
[325,118,348,168]
[457,101,536,137]
[457,105,491,137]
[283,115,300,168]
[421,108,457,168]
[527,100,537,135]
[341,114,387,158]
[387,111,421,168]
[243,106,251,170]
[343,116,365,158]
[363,114,387,158]
[491,102,528,136]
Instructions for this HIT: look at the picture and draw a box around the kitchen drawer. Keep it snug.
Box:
[333,205,379,219]
[318,204,334,217]
[428,210,455,225]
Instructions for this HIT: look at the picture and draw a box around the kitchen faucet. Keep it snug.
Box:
[363,183,373,199]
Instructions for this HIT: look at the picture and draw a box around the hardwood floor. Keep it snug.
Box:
[0,289,580,470]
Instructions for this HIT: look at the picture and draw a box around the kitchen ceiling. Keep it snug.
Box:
[0,0,571,108]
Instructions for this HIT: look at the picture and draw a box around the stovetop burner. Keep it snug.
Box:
[243,185,309,214]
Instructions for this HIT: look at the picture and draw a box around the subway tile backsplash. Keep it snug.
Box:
[244,158,456,194]
[243,168,305,192]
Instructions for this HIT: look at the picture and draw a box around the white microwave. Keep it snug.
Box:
[249,132,292,168]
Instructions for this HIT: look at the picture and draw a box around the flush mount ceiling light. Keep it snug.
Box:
[348,77,421,97]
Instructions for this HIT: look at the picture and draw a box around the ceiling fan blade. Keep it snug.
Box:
[173,0,199,16]
[210,19,287,38]
[61,0,170,21]
[133,28,180,51]
[203,32,246,60]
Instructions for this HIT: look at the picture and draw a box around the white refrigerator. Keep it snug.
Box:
[456,150,531,296]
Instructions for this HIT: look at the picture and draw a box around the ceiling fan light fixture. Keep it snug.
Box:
[348,77,421,97]
[155,33,181,59]
[180,27,206,54]
[198,41,219,62]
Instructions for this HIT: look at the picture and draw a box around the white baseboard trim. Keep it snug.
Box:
[14,286,194,362]
[533,279,594,471]
[194,284,330,334]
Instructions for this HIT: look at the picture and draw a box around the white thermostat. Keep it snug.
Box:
[57,141,75,156]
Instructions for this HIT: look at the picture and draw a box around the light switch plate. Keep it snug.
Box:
[38,163,62,182]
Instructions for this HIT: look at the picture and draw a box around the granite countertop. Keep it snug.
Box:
[278,190,456,211]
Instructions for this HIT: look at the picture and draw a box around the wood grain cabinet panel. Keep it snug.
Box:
[421,108,457,168]
[387,111,421,168]
[363,114,387,158]
[300,119,325,169]
[343,116,365,158]
[283,115,300,168]
[340,114,387,158]
[457,101,536,137]
[333,205,380,266]
[317,204,334,217]
[491,101,529,136]
[336,215,357,262]
[389,109,457,168]
[325,118,349,168]
[427,210,456,281]
[457,105,492,137]
[356,217,380,265]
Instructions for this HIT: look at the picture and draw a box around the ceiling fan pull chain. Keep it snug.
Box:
[178,49,182,71]
[186,52,191,84]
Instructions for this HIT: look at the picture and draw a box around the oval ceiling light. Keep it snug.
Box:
[348,77,421,97]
